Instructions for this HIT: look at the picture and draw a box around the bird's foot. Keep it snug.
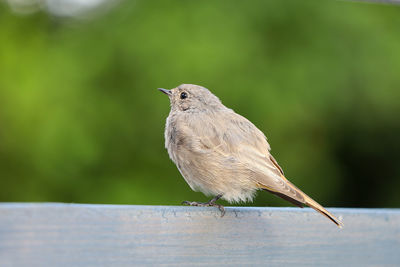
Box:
[182,194,225,217]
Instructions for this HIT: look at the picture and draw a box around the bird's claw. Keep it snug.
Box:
[182,200,225,217]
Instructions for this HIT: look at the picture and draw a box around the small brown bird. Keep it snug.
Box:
[159,84,343,227]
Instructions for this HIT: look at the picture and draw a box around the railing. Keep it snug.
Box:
[0,203,399,266]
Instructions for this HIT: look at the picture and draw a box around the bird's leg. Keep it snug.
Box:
[182,194,225,217]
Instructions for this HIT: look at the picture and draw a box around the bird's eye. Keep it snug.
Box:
[180,92,188,99]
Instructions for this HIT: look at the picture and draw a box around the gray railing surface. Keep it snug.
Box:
[0,203,399,266]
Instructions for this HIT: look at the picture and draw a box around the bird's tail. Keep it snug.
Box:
[280,175,344,228]
[260,175,344,228]
[303,193,343,228]
[279,175,344,228]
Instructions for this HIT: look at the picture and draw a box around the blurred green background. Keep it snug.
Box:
[1,0,399,208]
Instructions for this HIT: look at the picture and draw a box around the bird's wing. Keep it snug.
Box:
[191,110,305,203]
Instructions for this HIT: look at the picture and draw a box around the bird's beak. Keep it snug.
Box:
[158,88,172,96]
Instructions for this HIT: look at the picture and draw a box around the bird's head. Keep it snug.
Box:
[158,84,223,113]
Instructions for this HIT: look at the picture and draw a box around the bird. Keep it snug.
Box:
[158,84,343,227]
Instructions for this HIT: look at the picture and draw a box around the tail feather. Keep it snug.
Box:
[303,194,344,228]
[259,176,344,228]
[283,177,344,228]
[262,189,304,208]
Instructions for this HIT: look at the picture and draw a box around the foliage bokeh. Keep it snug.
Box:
[1,0,400,208]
